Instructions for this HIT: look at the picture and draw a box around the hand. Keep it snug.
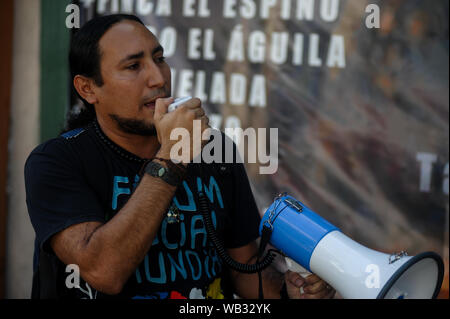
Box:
[285,270,336,299]
[154,97,210,163]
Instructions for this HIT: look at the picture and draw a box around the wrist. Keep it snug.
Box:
[156,145,188,168]
[156,146,170,158]
[153,157,188,180]
[143,160,183,187]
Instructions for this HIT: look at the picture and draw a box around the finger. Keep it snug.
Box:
[304,279,328,294]
[284,271,307,299]
[154,97,174,121]
[201,115,210,127]
[304,285,336,300]
[193,108,206,118]
[304,274,322,286]
[312,287,336,300]
[286,271,305,288]
[180,97,202,110]
[302,286,330,300]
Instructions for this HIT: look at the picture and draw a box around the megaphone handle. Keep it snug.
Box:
[285,257,312,294]
[297,271,312,294]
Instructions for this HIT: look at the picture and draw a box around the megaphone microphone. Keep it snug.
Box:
[260,193,444,299]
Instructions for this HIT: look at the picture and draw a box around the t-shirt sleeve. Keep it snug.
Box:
[25,139,106,254]
[224,161,262,249]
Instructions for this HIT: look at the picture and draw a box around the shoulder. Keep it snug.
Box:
[25,126,92,173]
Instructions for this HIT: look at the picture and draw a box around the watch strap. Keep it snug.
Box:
[144,160,182,186]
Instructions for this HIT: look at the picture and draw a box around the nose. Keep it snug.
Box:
[145,61,165,88]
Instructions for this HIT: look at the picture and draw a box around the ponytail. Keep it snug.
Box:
[62,104,96,134]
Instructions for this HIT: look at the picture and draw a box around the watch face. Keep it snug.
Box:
[145,162,179,187]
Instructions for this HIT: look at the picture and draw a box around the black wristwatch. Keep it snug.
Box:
[144,160,182,186]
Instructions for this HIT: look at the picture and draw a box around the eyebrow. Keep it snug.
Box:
[119,45,164,65]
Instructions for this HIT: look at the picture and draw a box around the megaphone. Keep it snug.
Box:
[259,193,444,299]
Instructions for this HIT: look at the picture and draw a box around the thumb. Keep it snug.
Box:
[154,97,174,121]
[285,271,306,299]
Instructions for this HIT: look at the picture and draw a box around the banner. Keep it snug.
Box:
[71,0,449,296]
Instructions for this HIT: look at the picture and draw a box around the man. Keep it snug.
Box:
[25,14,335,299]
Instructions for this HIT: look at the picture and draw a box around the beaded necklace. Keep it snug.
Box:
[92,120,148,164]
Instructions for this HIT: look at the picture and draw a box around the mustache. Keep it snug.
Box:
[142,88,171,104]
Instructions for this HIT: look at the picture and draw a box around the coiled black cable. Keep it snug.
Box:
[198,191,275,274]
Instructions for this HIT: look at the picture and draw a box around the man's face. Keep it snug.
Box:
[94,20,171,136]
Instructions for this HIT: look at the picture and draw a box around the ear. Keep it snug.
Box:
[73,75,99,105]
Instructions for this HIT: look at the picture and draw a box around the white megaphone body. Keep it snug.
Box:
[259,194,444,299]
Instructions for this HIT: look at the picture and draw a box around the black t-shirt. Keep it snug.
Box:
[25,122,261,299]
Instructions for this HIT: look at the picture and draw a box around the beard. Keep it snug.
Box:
[109,114,157,137]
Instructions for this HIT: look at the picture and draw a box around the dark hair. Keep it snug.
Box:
[65,14,145,132]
